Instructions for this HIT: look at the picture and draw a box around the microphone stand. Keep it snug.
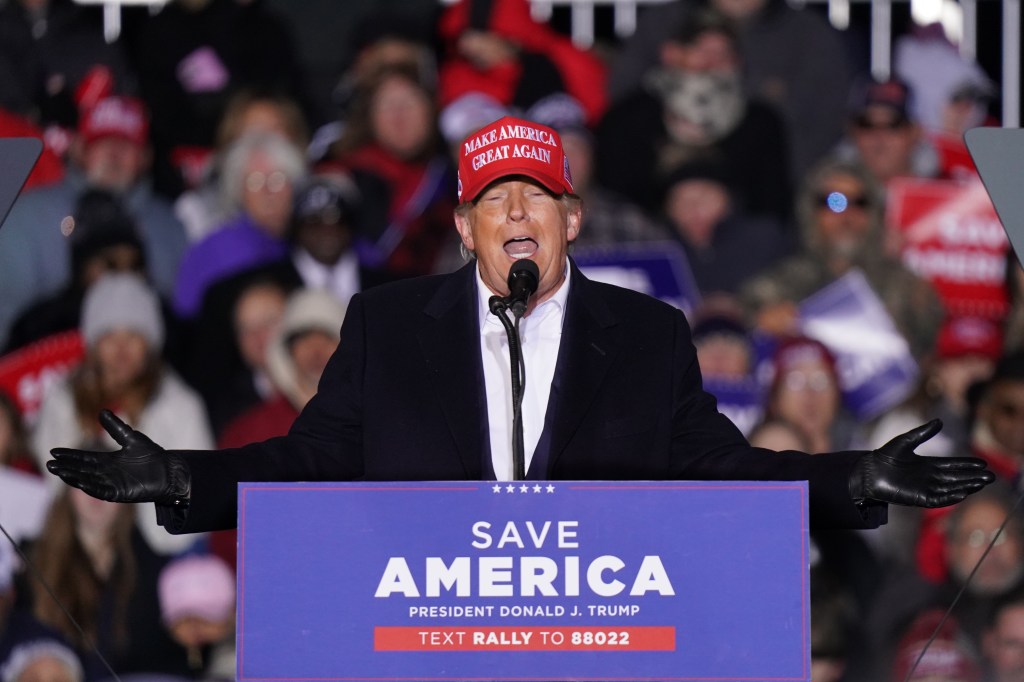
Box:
[489,296,528,480]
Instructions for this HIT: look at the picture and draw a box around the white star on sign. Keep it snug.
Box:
[519,485,529,493]
[533,485,542,493]
[546,485,555,493]
[506,484,516,493]
[492,485,502,493]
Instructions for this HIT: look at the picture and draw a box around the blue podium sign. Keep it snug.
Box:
[237,481,810,681]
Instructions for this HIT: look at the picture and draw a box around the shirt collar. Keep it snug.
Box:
[475,259,571,330]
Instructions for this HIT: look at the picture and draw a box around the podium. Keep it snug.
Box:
[236,480,810,681]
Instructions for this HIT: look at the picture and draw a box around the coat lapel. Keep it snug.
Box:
[544,261,621,474]
[416,263,489,479]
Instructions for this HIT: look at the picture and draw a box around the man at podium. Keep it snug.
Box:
[47,115,994,533]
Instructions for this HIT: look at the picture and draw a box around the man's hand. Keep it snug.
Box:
[850,419,995,507]
[46,409,190,506]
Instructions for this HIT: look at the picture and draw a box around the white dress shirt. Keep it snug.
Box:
[293,248,361,306]
[476,262,570,480]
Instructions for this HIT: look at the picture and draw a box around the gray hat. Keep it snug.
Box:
[265,288,346,409]
[81,272,164,349]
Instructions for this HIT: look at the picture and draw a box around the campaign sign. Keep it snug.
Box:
[887,176,1008,319]
[237,480,810,681]
[573,241,701,315]
[799,270,918,420]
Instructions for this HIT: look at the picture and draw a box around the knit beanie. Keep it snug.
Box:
[80,272,164,349]
[265,288,346,409]
[158,554,236,626]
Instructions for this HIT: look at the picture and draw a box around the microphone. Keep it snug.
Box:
[506,259,540,318]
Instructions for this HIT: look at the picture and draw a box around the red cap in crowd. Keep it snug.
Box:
[457,115,573,203]
[78,95,149,146]
[935,316,1003,361]
[890,609,981,682]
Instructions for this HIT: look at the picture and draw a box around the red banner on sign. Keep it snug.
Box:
[374,626,677,651]
[888,176,1009,319]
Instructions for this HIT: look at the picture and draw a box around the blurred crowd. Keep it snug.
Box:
[0,0,1018,680]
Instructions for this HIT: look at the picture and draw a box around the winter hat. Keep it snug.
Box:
[80,272,164,349]
[265,289,347,409]
[525,93,591,140]
[439,92,509,146]
[890,609,981,681]
[849,77,913,124]
[457,115,573,203]
[292,175,360,228]
[0,639,83,682]
[768,336,840,395]
[67,189,145,279]
[78,95,148,146]
[158,554,235,626]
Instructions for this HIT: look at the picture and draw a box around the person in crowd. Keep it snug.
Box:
[185,175,370,433]
[607,0,853,179]
[910,351,1024,585]
[330,8,440,128]
[836,77,940,189]
[210,288,346,570]
[124,0,313,197]
[31,272,212,556]
[1,541,85,682]
[894,24,995,138]
[435,0,607,125]
[3,189,185,371]
[858,318,1002,570]
[325,64,455,282]
[172,131,307,320]
[45,115,993,540]
[740,157,944,362]
[983,589,1024,682]
[526,93,666,250]
[0,0,136,131]
[218,288,346,451]
[969,351,1024,484]
[0,638,84,682]
[157,554,236,678]
[596,9,793,222]
[26,487,190,679]
[690,310,763,434]
[764,336,853,454]
[0,95,187,351]
[658,158,792,296]
[189,273,293,438]
[174,89,311,242]
[890,609,983,681]
[866,482,1024,676]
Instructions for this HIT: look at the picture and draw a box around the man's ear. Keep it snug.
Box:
[566,203,582,243]
[454,210,475,252]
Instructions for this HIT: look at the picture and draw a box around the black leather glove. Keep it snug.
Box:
[850,419,995,508]
[46,409,191,506]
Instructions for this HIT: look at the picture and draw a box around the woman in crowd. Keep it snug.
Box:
[28,487,189,679]
[32,273,212,556]
[173,131,307,320]
[326,63,455,282]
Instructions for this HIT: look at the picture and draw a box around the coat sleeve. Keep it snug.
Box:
[158,293,370,533]
[664,308,886,529]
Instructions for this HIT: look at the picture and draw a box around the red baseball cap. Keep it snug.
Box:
[936,316,1003,361]
[457,115,573,203]
[78,95,149,146]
